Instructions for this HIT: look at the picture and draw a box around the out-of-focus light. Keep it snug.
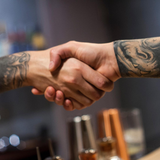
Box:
[1,137,9,147]
[0,139,5,149]
[9,134,20,147]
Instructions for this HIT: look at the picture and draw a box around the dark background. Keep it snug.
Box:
[0,0,160,159]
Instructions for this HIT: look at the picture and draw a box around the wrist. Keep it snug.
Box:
[107,42,121,80]
[26,49,53,92]
[26,50,49,87]
[100,42,121,82]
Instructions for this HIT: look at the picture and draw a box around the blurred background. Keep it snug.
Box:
[0,0,160,159]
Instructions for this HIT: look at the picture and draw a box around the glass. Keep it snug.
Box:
[120,108,146,160]
[79,149,97,160]
[97,137,121,160]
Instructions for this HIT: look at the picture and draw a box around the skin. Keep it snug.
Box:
[0,52,30,93]
[114,37,160,77]
[32,41,119,107]
[0,49,110,110]
[33,37,160,107]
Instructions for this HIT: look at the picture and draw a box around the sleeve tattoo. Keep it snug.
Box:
[0,52,30,93]
[114,38,160,78]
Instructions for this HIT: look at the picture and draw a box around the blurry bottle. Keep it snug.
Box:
[97,110,112,139]
[79,149,97,160]
[97,137,121,160]
[44,139,63,160]
[25,24,35,51]
[68,115,97,160]
[32,25,46,50]
[45,156,63,160]
[0,23,11,57]
[36,147,42,160]
[68,116,83,160]
[7,25,20,54]
[79,115,97,160]
[97,111,121,160]
[109,109,129,160]
[97,109,130,160]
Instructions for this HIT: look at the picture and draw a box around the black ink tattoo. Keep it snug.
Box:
[114,38,160,78]
[0,52,30,92]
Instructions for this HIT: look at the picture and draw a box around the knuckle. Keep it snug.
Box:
[62,87,69,96]
[75,105,83,110]
[94,91,103,100]
[97,78,108,90]
[84,99,93,106]
[67,77,79,86]
[51,47,58,55]
[66,41,78,52]
[106,82,114,92]
[97,78,114,92]
[67,40,77,45]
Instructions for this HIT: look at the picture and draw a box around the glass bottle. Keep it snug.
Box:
[97,137,121,160]
[44,139,63,160]
[79,149,97,160]
[78,115,98,160]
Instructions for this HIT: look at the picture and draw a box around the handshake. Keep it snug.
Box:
[31,41,121,111]
[2,37,157,111]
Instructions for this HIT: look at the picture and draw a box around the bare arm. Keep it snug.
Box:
[114,37,160,78]
[0,50,109,110]
[41,37,160,104]
[0,52,30,93]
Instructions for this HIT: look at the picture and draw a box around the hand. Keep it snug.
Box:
[29,50,112,110]
[33,41,120,105]
[49,41,120,81]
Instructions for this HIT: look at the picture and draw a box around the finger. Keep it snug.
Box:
[77,79,105,101]
[44,86,56,102]
[31,88,43,95]
[69,98,87,110]
[54,90,65,106]
[81,63,114,92]
[67,90,93,107]
[63,99,75,111]
[49,42,77,72]
[49,54,62,72]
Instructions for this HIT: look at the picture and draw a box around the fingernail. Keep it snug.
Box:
[65,104,72,111]
[64,104,70,110]
[49,61,54,70]
[56,93,61,100]
[56,98,61,102]
[55,97,61,102]
[47,88,54,97]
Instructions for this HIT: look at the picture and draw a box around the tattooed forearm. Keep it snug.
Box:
[114,37,160,78]
[0,52,30,93]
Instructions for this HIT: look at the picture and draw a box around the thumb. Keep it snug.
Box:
[49,51,62,72]
[49,42,77,72]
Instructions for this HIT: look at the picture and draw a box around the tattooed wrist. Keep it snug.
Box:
[0,52,30,93]
[114,38,160,78]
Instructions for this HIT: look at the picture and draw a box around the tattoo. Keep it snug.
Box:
[0,52,30,92]
[114,38,160,78]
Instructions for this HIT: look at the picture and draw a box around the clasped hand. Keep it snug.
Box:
[32,41,120,110]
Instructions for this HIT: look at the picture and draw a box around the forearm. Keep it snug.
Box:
[0,52,31,93]
[114,37,160,78]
